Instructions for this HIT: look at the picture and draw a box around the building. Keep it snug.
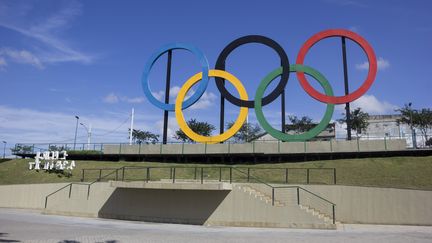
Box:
[253,123,336,142]
[336,114,431,148]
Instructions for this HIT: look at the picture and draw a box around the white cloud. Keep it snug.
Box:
[0,47,44,69]
[189,91,217,110]
[377,57,391,70]
[0,56,6,70]
[103,93,119,104]
[0,105,159,145]
[349,26,359,32]
[152,91,165,101]
[337,94,399,115]
[155,117,180,141]
[169,86,181,98]
[152,85,195,102]
[121,96,145,104]
[103,93,145,104]
[0,0,94,68]
[356,57,390,71]
[30,1,82,34]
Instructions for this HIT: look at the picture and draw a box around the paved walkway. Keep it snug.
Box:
[0,208,431,243]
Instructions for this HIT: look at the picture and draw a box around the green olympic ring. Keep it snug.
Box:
[255,64,335,142]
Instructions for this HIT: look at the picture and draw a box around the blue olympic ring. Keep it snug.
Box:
[141,43,210,111]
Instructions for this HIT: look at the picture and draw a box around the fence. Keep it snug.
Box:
[14,138,409,156]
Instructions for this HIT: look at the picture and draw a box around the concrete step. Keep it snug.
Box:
[240,186,334,221]
[237,184,336,227]
[299,204,338,224]
[238,185,287,207]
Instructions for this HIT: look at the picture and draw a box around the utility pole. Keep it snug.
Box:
[80,123,91,150]
[408,103,417,149]
[129,108,135,145]
[88,124,92,149]
[2,141,6,159]
[73,116,79,150]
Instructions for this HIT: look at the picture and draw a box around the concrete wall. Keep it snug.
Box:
[205,144,229,154]
[306,141,332,153]
[0,183,69,209]
[1,181,431,226]
[300,185,432,226]
[254,142,277,154]
[204,185,327,228]
[140,144,161,154]
[183,144,205,154]
[279,142,305,154]
[102,139,407,155]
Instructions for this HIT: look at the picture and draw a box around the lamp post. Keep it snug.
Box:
[73,116,79,150]
[80,123,92,150]
[408,103,417,149]
[2,141,6,159]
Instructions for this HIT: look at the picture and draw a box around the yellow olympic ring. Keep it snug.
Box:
[175,70,248,144]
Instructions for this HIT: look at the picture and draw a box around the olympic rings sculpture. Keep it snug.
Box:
[141,29,377,143]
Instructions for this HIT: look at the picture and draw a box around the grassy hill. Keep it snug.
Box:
[0,156,431,190]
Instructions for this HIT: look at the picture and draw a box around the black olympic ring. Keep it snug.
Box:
[215,35,290,108]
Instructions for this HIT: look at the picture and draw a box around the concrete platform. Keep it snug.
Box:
[110,180,233,190]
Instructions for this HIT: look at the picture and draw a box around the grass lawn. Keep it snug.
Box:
[0,156,431,190]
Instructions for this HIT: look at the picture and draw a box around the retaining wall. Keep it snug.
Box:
[103,139,407,155]
[0,182,431,226]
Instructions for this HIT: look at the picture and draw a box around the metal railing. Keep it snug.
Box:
[13,135,424,156]
[44,167,123,208]
[45,165,337,224]
[233,167,336,224]
[80,166,336,185]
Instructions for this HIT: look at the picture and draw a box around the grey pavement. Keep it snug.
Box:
[0,208,431,243]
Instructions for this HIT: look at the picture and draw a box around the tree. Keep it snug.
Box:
[49,145,68,151]
[287,115,314,133]
[426,138,432,147]
[338,108,370,138]
[396,104,432,145]
[226,121,263,142]
[174,119,216,142]
[128,129,159,144]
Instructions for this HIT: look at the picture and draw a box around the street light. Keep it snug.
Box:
[2,141,6,159]
[73,116,79,150]
[80,122,92,150]
[408,103,417,149]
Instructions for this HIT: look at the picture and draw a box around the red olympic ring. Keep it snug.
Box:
[296,29,377,104]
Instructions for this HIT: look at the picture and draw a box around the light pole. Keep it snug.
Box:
[73,116,79,150]
[408,103,417,149]
[2,141,6,159]
[80,123,92,150]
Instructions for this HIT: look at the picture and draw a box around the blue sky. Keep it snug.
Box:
[1,0,431,152]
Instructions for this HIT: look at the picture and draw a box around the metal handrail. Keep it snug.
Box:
[46,165,336,224]
[81,166,336,185]
[85,168,122,198]
[45,167,124,208]
[44,183,71,208]
[231,167,336,224]
[44,182,88,208]
[298,187,335,206]
[232,167,274,188]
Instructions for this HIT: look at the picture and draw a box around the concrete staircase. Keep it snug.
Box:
[238,185,285,206]
[236,184,337,225]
